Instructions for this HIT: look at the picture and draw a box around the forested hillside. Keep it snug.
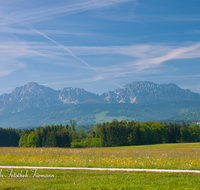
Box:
[1,100,200,128]
[164,111,200,124]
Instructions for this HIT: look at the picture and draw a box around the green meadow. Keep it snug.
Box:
[0,143,200,189]
[1,143,200,169]
[0,170,200,190]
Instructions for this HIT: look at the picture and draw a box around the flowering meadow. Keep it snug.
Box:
[0,143,200,170]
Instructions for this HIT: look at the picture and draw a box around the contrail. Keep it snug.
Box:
[0,14,99,73]
[25,26,123,89]
[0,0,134,27]
[27,26,100,73]
[1,14,122,89]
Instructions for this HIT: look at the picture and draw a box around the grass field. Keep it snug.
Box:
[0,143,200,189]
[0,169,200,190]
[0,143,200,170]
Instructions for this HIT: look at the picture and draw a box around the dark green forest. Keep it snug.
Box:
[0,120,200,148]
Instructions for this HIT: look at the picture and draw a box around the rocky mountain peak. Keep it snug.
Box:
[0,81,200,114]
[101,81,200,104]
[59,87,101,104]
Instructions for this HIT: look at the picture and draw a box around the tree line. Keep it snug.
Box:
[99,120,200,147]
[0,120,200,147]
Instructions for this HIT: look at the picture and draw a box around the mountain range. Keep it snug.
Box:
[0,81,200,128]
[1,81,200,114]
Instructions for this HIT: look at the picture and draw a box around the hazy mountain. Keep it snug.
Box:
[0,82,61,113]
[1,81,200,115]
[0,100,200,128]
[59,87,101,104]
[163,111,200,124]
[101,81,200,103]
[0,82,101,114]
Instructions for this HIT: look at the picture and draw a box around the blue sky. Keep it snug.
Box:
[0,0,200,95]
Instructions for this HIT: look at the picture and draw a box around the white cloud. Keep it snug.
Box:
[29,28,99,73]
[0,42,28,76]
[0,0,136,77]
[43,75,104,86]
[0,70,13,77]
[0,27,83,36]
[64,45,173,58]
[77,43,200,81]
[0,0,135,26]
[129,43,200,71]
[1,37,200,82]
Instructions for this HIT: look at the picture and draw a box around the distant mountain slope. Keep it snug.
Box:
[0,81,200,116]
[163,111,200,124]
[1,100,200,128]
[0,82,61,113]
[0,82,101,114]
[59,87,101,104]
[101,81,200,103]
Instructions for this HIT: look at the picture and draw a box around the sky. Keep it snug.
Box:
[0,0,200,95]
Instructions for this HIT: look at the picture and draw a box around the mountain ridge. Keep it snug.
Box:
[0,81,200,114]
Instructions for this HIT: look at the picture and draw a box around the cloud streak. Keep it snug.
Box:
[0,40,200,93]
[0,26,83,36]
[1,41,199,78]
[28,26,100,73]
[0,0,200,89]
[76,43,200,81]
[0,0,134,26]
[0,0,136,77]
[133,43,200,71]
